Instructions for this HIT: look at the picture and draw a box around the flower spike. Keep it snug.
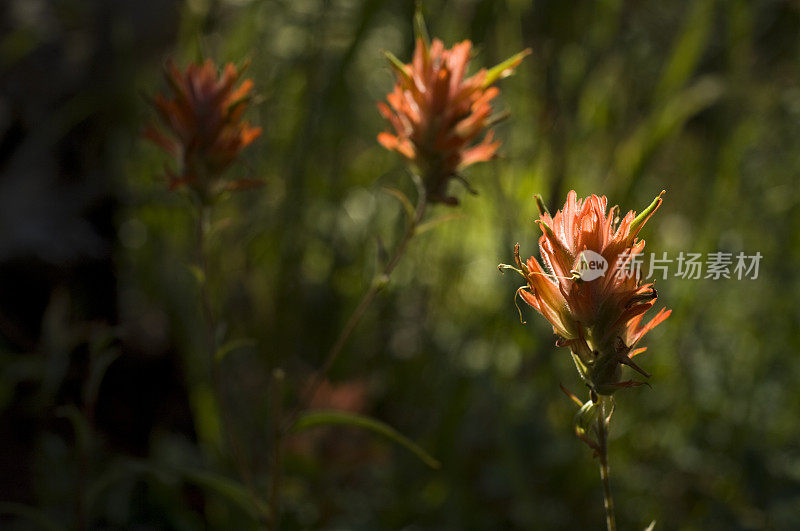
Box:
[506,191,671,395]
[144,58,262,198]
[378,31,529,205]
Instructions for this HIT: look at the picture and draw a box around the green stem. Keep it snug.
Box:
[269,369,285,528]
[195,204,267,523]
[597,398,616,531]
[281,174,428,433]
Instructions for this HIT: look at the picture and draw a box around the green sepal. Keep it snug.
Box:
[413,3,430,51]
[629,190,665,239]
[383,50,412,85]
[483,48,532,88]
[534,193,550,217]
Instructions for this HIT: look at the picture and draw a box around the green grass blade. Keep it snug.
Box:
[291,409,441,469]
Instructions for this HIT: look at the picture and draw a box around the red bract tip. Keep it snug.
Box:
[145,58,262,197]
[378,40,527,205]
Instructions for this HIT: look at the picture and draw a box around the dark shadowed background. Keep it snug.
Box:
[1,0,799,529]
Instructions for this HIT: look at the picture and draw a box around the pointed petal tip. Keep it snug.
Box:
[483,48,532,87]
[382,50,411,80]
[559,383,585,408]
[534,194,550,217]
[629,190,666,238]
[535,219,558,241]
[413,4,430,49]
[620,356,651,378]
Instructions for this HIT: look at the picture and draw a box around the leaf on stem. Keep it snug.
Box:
[189,385,222,448]
[382,51,412,85]
[215,338,257,362]
[415,213,465,235]
[572,399,602,451]
[290,409,441,470]
[574,399,599,434]
[559,383,584,408]
[383,186,416,222]
[187,264,206,286]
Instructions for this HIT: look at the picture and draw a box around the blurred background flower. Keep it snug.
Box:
[145,59,262,196]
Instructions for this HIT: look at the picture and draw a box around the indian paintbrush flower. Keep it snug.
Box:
[378,36,529,205]
[144,59,262,198]
[501,191,671,396]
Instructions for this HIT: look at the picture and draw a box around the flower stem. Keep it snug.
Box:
[282,174,427,432]
[596,398,616,531]
[195,204,267,523]
[269,369,285,528]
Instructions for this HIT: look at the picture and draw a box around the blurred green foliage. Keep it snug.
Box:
[3,0,800,529]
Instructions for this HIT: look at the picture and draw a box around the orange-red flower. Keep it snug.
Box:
[506,191,671,395]
[145,59,262,196]
[378,39,529,205]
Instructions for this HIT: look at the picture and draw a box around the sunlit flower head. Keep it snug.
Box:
[145,59,262,197]
[502,191,671,395]
[378,38,529,205]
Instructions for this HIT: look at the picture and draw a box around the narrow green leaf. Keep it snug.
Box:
[534,194,550,217]
[383,186,416,222]
[215,338,257,362]
[574,400,599,433]
[413,3,430,49]
[187,264,206,286]
[189,385,222,448]
[415,213,465,235]
[383,50,411,84]
[629,190,665,238]
[291,410,441,469]
[180,468,270,519]
[483,48,531,88]
[559,383,584,408]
